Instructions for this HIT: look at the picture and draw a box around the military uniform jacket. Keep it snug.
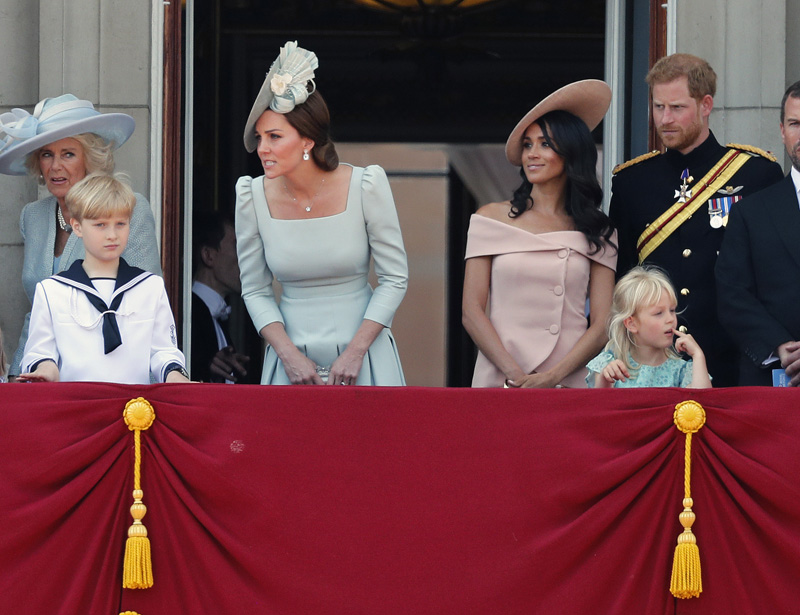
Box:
[21,259,186,384]
[608,132,783,386]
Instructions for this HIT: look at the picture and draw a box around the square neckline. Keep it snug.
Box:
[261,163,356,221]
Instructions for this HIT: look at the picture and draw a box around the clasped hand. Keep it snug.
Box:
[210,346,250,382]
[282,346,363,385]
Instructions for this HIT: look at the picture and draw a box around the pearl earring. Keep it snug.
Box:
[303,150,310,161]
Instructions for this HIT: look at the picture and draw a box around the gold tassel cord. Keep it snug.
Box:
[122,398,156,590]
[670,400,706,599]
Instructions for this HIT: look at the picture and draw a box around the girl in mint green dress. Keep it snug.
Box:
[586,266,712,388]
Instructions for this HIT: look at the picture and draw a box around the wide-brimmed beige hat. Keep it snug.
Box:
[0,94,134,176]
[505,79,612,166]
[243,41,319,153]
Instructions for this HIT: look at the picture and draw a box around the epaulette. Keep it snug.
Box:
[726,143,778,162]
[612,150,661,174]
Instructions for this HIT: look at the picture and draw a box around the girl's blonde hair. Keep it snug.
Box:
[605,265,681,372]
[65,172,135,222]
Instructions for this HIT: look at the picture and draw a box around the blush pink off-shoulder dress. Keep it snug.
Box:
[465,215,617,388]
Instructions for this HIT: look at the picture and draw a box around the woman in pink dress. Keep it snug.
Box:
[462,81,617,388]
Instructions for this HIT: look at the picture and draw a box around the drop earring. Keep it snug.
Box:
[303,150,310,161]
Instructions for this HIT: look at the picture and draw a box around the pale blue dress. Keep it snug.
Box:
[585,350,694,388]
[235,164,407,385]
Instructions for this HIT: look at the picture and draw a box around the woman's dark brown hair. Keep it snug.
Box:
[284,90,339,172]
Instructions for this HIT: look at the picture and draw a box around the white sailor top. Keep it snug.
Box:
[21,259,186,384]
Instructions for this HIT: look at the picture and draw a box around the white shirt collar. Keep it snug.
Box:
[192,281,228,319]
[192,280,230,354]
[790,165,800,210]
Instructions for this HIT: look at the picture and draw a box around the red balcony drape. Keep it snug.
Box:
[1,384,799,614]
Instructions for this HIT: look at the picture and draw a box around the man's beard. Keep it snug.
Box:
[789,141,800,171]
[658,117,703,152]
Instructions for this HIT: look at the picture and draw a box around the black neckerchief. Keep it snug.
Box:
[53,258,152,354]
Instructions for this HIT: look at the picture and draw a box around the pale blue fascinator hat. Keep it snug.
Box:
[0,94,135,175]
[243,40,319,153]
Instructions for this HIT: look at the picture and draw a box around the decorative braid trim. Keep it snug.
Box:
[612,150,662,174]
[726,143,777,162]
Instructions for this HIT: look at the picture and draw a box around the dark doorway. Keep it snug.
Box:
[189,0,606,385]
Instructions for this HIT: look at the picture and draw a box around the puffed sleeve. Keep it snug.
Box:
[585,349,615,388]
[147,277,188,382]
[123,193,162,275]
[20,282,60,374]
[361,165,408,327]
[234,176,285,333]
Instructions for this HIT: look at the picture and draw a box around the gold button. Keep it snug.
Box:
[678,326,688,333]
[682,249,692,258]
[680,288,690,296]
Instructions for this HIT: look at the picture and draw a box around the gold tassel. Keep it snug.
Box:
[120,612,143,615]
[122,398,156,589]
[670,400,706,599]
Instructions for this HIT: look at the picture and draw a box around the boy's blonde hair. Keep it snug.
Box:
[605,266,681,372]
[66,172,135,222]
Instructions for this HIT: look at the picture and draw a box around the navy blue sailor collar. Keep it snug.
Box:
[53,258,153,354]
[55,257,151,295]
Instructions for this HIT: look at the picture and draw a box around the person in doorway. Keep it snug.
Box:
[192,210,251,383]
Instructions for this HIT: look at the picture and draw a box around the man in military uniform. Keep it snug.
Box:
[609,54,784,386]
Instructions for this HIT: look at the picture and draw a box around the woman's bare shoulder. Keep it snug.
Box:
[474,201,513,221]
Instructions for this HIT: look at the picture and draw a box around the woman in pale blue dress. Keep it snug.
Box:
[236,41,407,386]
[586,266,711,388]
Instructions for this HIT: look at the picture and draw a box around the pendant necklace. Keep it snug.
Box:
[283,176,326,212]
[56,205,71,232]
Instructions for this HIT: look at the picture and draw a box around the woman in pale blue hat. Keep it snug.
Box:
[0,94,161,378]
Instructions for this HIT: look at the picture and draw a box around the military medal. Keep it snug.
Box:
[708,201,724,228]
[674,168,693,203]
[707,189,742,228]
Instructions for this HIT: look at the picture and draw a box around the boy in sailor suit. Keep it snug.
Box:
[18,173,189,384]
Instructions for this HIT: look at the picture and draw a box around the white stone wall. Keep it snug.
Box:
[677,0,791,167]
[0,0,154,368]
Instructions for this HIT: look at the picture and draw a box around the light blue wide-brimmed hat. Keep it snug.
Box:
[0,94,135,175]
